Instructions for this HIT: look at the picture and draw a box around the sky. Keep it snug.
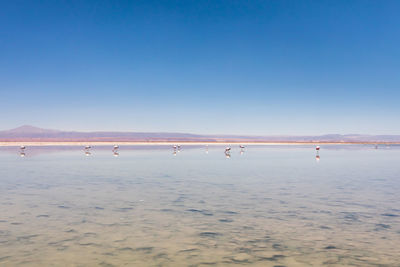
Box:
[0,0,399,135]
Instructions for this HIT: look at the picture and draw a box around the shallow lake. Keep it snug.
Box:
[0,145,399,266]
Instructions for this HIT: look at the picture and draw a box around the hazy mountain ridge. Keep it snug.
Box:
[0,126,399,142]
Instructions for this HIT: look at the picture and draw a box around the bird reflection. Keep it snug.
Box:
[315,146,320,161]
[205,145,209,154]
[224,146,231,158]
[239,145,245,155]
[84,145,92,156]
[112,145,119,156]
[173,145,181,155]
[19,145,26,157]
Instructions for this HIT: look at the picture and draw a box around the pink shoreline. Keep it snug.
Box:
[1,141,399,147]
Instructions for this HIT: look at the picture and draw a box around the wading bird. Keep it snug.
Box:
[224,147,231,158]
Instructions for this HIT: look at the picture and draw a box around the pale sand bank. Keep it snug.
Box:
[0,141,399,147]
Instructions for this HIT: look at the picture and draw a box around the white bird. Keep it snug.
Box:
[113,145,119,150]
[85,145,91,150]
[239,145,245,149]
[20,145,26,150]
[225,147,231,152]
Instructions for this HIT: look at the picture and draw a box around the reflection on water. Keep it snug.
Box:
[0,145,400,266]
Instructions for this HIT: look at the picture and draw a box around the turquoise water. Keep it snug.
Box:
[0,145,399,266]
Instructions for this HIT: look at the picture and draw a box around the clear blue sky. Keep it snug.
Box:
[1,0,399,135]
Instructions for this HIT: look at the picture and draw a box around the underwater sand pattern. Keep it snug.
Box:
[0,145,399,266]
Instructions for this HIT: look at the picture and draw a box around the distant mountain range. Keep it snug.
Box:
[0,125,399,143]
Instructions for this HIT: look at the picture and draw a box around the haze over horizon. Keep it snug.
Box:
[1,1,399,135]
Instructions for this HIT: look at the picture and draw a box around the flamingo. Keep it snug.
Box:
[224,146,231,158]
[316,146,320,151]
[19,146,26,155]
